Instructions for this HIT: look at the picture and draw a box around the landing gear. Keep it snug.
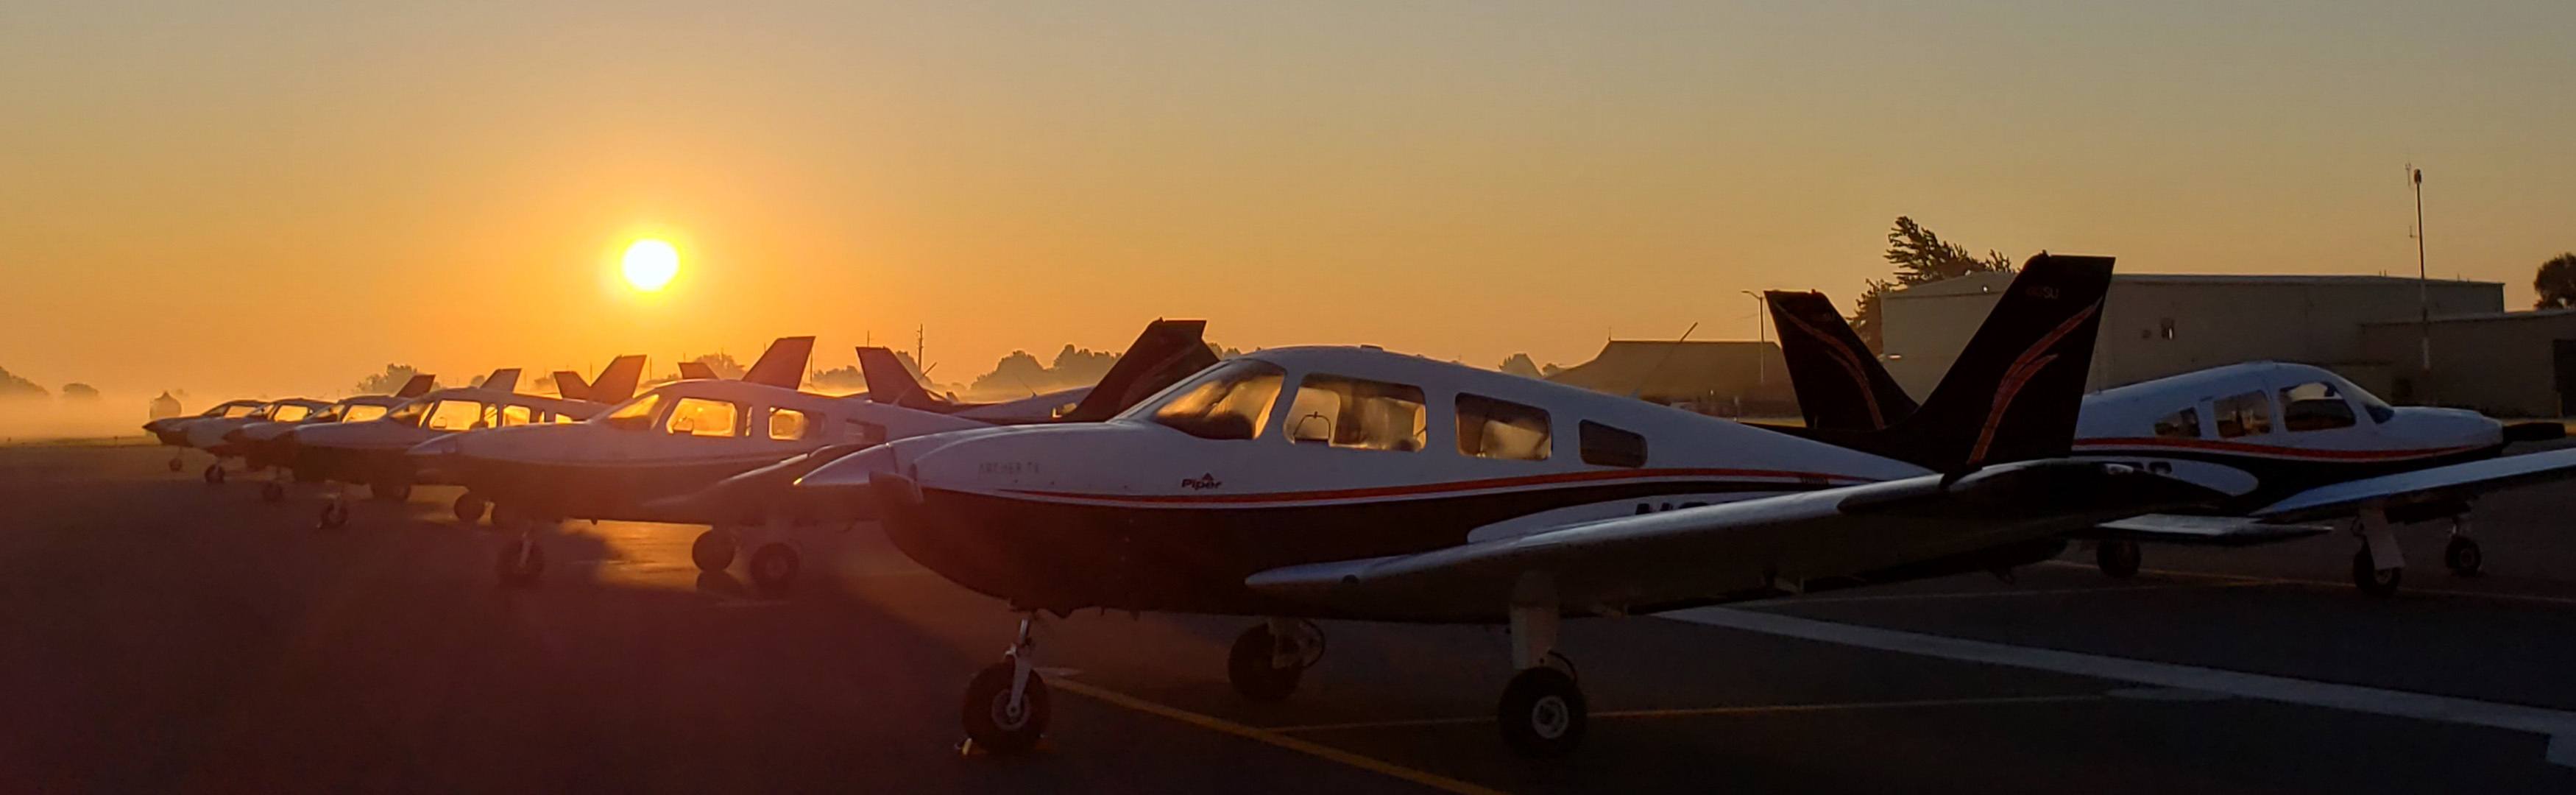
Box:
[317,499,350,529]
[2444,517,2483,576]
[203,464,225,485]
[260,481,286,503]
[691,528,737,572]
[2352,506,2403,598]
[167,456,184,473]
[496,534,545,586]
[1227,619,1323,702]
[453,492,488,526]
[1499,599,1585,757]
[748,543,800,593]
[960,617,1049,754]
[2095,540,2142,579]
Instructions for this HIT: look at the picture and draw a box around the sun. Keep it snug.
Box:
[621,239,679,292]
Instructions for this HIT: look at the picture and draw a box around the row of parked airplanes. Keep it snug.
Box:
[140,255,2576,757]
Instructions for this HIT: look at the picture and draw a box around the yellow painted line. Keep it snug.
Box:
[2036,560,2576,607]
[1047,678,1511,795]
[1268,693,2106,734]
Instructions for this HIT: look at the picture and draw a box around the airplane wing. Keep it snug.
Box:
[1245,460,2215,621]
[2079,514,2334,546]
[2250,448,2576,523]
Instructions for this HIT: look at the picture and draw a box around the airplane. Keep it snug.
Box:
[282,356,645,529]
[144,398,268,473]
[791,255,2218,756]
[1760,288,2576,596]
[227,374,438,503]
[850,347,1095,421]
[180,398,334,484]
[417,322,1217,590]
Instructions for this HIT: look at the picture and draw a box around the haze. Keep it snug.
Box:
[5,1,2570,402]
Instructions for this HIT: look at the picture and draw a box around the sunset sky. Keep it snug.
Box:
[4,1,2570,401]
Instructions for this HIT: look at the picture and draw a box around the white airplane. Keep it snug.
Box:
[1761,289,2576,595]
[144,398,268,473]
[417,322,1217,590]
[283,357,644,529]
[793,255,2214,756]
[179,398,333,484]
[229,374,439,502]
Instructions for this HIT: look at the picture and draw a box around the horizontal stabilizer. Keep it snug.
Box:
[2254,447,2576,523]
[2081,514,2332,547]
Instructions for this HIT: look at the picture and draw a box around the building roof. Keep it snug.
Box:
[1886,271,2502,300]
[1544,340,1787,400]
[2356,306,2576,326]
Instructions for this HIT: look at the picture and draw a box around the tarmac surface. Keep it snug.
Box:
[8,440,2576,794]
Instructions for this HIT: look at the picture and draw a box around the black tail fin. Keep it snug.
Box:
[1817,254,2111,472]
[482,368,522,395]
[1058,319,1217,423]
[1763,290,1917,431]
[855,347,946,410]
[743,336,815,390]
[677,361,718,381]
[551,370,590,401]
[394,374,436,398]
[588,355,648,403]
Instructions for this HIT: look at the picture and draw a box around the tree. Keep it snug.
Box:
[1849,217,2015,352]
[1498,353,1543,378]
[0,367,47,400]
[354,364,427,395]
[2536,252,2576,309]
[60,383,100,401]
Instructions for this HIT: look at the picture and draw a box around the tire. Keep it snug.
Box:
[168,457,184,473]
[261,482,286,503]
[749,543,799,594]
[2095,540,2142,579]
[691,529,737,572]
[1226,624,1304,702]
[961,661,1049,754]
[317,501,350,530]
[496,537,545,586]
[453,492,489,526]
[1497,667,1587,757]
[2352,546,2402,597]
[2444,537,2483,576]
[203,464,225,485]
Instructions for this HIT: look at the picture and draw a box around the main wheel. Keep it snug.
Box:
[1497,667,1587,757]
[203,464,225,485]
[692,529,737,572]
[1226,624,1305,702]
[317,501,349,530]
[369,480,411,503]
[496,537,545,586]
[749,543,799,594]
[962,661,1049,754]
[260,481,286,503]
[453,492,488,526]
[2445,537,2483,576]
[2352,546,2402,597]
[168,456,184,473]
[2095,540,2142,579]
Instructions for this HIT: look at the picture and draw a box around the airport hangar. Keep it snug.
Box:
[1876,271,2576,417]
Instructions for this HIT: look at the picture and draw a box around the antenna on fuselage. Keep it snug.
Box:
[1628,322,1698,400]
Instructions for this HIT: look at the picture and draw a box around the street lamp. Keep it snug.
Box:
[1740,290,1767,386]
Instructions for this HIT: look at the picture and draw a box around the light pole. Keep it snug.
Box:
[2410,165,2432,403]
[1740,290,1767,386]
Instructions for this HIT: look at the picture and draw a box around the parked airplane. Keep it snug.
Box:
[283,356,644,528]
[795,255,2214,756]
[183,398,333,484]
[851,347,1092,421]
[228,375,438,503]
[1761,289,2576,595]
[144,399,267,473]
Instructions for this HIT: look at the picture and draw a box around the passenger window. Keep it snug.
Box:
[1579,420,1648,467]
[498,404,534,427]
[1150,360,1287,441]
[2279,381,2356,432]
[602,394,663,431]
[1283,374,1428,451]
[1457,394,1551,461]
[551,412,578,424]
[387,400,430,427]
[666,398,742,437]
[768,407,813,441]
[341,404,389,423]
[2151,407,2201,439]
[2212,392,2273,438]
[269,404,313,423]
[845,420,885,445]
[423,400,486,431]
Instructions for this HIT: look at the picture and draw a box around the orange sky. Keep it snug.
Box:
[4,1,2571,401]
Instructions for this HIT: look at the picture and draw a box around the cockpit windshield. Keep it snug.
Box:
[269,403,314,423]
[2338,375,2399,423]
[222,403,261,419]
[339,403,389,423]
[1138,359,1285,441]
[599,391,667,431]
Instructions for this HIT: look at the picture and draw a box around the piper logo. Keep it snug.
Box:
[1181,473,1223,490]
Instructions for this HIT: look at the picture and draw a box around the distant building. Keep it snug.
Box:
[149,392,183,420]
[2359,308,2576,417]
[1883,272,2505,404]
[1545,340,1794,416]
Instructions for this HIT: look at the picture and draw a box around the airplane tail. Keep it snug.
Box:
[588,354,648,403]
[1763,290,1917,431]
[1814,254,2111,473]
[856,347,946,410]
[1058,319,1218,422]
[743,336,815,390]
[551,370,590,401]
[677,361,718,381]
[482,368,522,395]
[394,374,436,398]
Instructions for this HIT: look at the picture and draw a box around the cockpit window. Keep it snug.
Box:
[2345,381,2398,423]
[423,399,488,431]
[601,393,664,431]
[269,404,314,423]
[2212,392,2273,438]
[1282,374,1428,452]
[2152,407,2201,439]
[386,400,429,426]
[1579,420,1649,468]
[340,404,389,423]
[1147,360,1286,441]
[2279,381,2356,431]
[222,403,261,419]
[1457,393,1551,461]
[665,397,742,437]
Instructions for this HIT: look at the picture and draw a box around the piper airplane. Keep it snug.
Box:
[1761,289,2576,595]
[181,398,333,484]
[144,399,267,473]
[228,374,438,503]
[795,255,2216,756]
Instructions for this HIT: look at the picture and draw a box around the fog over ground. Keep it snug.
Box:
[0,389,167,442]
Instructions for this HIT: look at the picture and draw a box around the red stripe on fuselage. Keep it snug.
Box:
[2072,437,2480,461]
[998,467,1876,505]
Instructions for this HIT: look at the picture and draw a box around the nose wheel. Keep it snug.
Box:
[453,492,488,526]
[203,464,226,485]
[167,456,184,473]
[691,528,738,571]
[1227,619,1325,702]
[960,618,1049,755]
[317,499,350,529]
[2445,537,2483,576]
[1498,667,1587,757]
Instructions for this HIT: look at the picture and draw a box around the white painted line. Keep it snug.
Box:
[1661,607,2576,767]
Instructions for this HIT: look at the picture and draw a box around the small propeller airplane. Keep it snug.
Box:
[144,398,270,473]
[176,398,333,485]
[792,255,2218,757]
[1760,288,2576,595]
[282,355,645,529]
[226,374,438,503]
